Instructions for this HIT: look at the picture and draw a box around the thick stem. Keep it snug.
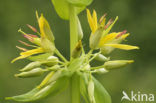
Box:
[69,5,78,58]
[69,5,80,103]
[71,73,80,103]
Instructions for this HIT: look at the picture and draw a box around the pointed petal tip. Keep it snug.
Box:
[128,60,134,63]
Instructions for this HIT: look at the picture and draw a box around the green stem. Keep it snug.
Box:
[71,73,80,103]
[55,49,68,63]
[69,5,78,58]
[69,5,80,103]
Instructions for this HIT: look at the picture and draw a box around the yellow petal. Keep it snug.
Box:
[121,33,130,39]
[99,32,119,46]
[11,48,44,63]
[37,71,54,88]
[87,9,95,33]
[93,10,98,32]
[20,48,44,56]
[104,44,139,50]
[99,15,106,27]
[39,14,54,42]
[11,55,28,63]
[36,11,39,22]
[103,16,118,36]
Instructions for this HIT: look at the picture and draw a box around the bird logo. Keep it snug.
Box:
[121,91,131,101]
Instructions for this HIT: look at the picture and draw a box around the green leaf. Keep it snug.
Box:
[67,0,93,7]
[6,77,69,102]
[80,73,90,103]
[93,77,112,103]
[51,0,85,20]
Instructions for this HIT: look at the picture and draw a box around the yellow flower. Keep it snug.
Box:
[12,13,55,63]
[87,9,139,54]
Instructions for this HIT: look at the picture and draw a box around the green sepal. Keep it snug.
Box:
[93,76,112,103]
[6,77,69,102]
[51,0,85,20]
[67,0,93,7]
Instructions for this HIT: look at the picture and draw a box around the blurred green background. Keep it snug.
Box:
[0,0,156,103]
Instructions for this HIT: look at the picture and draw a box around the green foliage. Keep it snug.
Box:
[67,0,93,6]
[6,77,69,102]
[51,0,86,20]
[93,77,111,103]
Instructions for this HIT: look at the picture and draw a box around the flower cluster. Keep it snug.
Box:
[6,9,139,103]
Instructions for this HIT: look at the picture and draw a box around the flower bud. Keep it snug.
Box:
[20,61,41,72]
[41,56,59,66]
[48,65,60,71]
[88,79,95,103]
[104,60,134,70]
[72,41,82,58]
[94,54,110,62]
[15,68,45,78]
[89,27,103,49]
[92,68,108,74]
[77,18,83,40]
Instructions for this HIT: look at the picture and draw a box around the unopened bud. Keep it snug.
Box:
[94,54,110,62]
[41,56,59,66]
[77,18,83,40]
[104,60,134,70]
[92,68,108,74]
[48,65,60,71]
[88,79,95,103]
[15,68,45,78]
[20,61,41,72]
[72,41,82,58]
[90,27,103,49]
